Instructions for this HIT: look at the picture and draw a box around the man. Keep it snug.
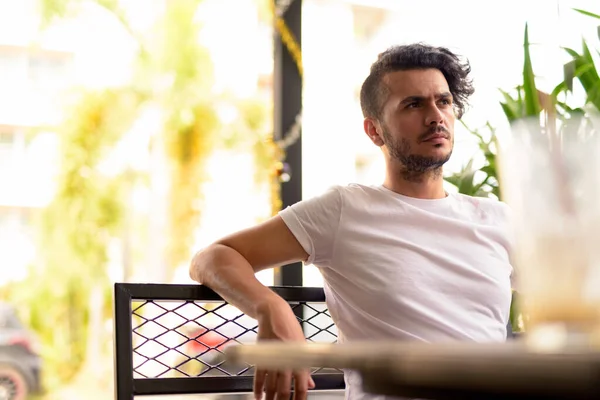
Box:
[189,43,514,400]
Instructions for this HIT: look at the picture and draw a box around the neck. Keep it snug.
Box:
[383,165,446,199]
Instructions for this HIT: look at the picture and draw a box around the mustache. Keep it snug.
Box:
[418,126,450,142]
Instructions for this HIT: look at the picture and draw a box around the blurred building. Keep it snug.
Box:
[1,0,596,287]
[0,0,136,285]
[0,1,73,284]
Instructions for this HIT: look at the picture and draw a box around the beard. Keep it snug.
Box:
[382,125,453,180]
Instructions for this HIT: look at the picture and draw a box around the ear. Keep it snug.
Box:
[363,118,385,147]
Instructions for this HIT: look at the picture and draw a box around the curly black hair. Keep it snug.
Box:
[359,43,474,120]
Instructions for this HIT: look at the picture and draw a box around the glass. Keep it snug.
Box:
[497,112,600,351]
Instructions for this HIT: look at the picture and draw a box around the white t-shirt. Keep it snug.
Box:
[278,183,514,400]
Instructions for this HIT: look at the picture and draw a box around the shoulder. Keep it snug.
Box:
[301,183,383,203]
[451,192,508,209]
[321,183,373,195]
[451,193,511,221]
[281,183,388,218]
[334,183,389,201]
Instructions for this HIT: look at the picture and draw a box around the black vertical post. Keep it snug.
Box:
[114,284,134,400]
[273,0,303,289]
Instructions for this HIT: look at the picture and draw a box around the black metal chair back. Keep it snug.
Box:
[113,283,345,399]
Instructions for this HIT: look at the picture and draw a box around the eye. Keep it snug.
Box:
[406,102,419,108]
[439,98,452,105]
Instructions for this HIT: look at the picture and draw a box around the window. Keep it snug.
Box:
[0,128,27,180]
[28,54,70,90]
[0,50,28,88]
[0,129,17,170]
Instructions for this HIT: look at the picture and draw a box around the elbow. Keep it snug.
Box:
[189,243,229,284]
[189,243,250,285]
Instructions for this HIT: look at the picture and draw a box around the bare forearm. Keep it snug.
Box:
[189,244,285,319]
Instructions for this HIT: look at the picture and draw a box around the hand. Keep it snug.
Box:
[254,296,315,400]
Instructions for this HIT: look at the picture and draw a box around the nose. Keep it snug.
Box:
[424,104,444,126]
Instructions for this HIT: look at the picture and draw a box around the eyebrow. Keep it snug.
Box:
[399,92,453,105]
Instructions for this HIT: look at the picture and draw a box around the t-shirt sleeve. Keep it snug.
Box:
[500,201,519,291]
[277,185,342,266]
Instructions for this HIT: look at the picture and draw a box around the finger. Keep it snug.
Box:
[264,371,279,400]
[308,375,315,389]
[276,371,292,400]
[292,370,311,400]
[254,369,267,400]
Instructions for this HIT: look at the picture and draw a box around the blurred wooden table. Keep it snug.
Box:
[225,341,600,400]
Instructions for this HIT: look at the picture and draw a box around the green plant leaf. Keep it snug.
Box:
[552,81,568,98]
[579,42,600,110]
[446,159,476,196]
[499,89,522,121]
[480,165,496,177]
[563,47,580,58]
[573,8,600,20]
[586,80,600,107]
[444,175,461,187]
[582,40,595,62]
[555,99,585,115]
[562,43,600,112]
[509,290,521,331]
[459,119,484,141]
[500,102,518,121]
[574,63,595,78]
[522,23,542,116]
